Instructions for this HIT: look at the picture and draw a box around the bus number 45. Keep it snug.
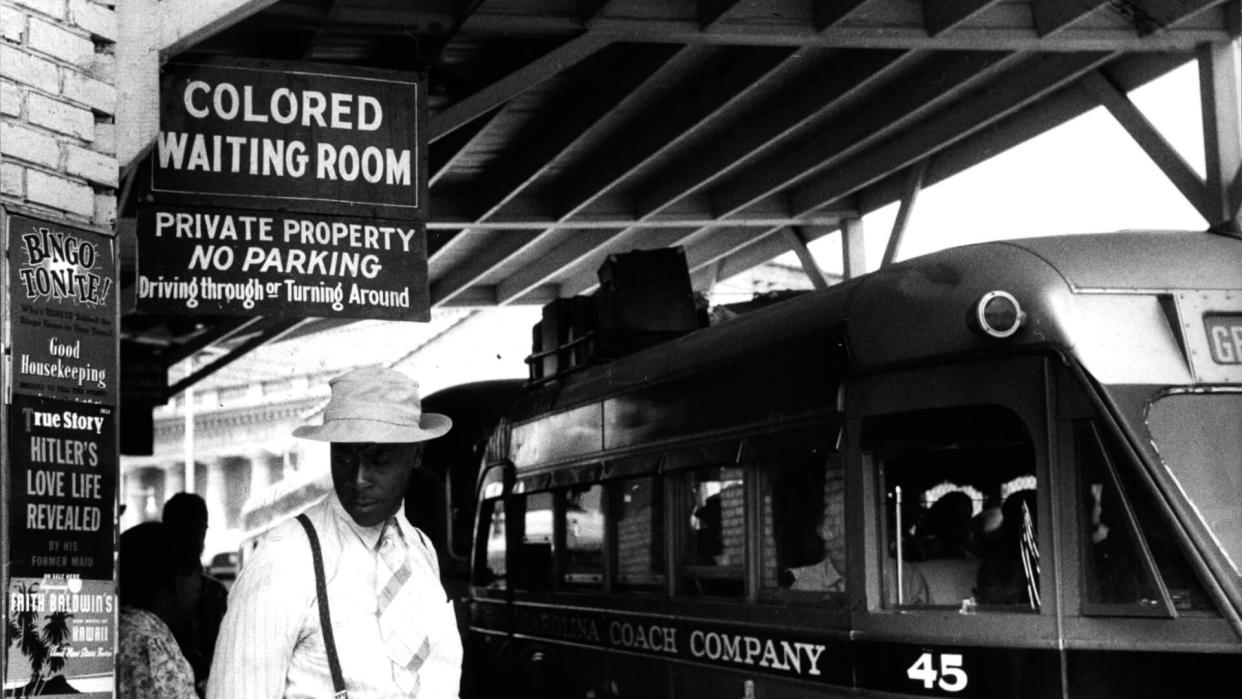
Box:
[907,652,968,692]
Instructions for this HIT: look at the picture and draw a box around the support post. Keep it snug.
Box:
[783,227,830,290]
[842,217,867,279]
[1199,41,1242,234]
[883,161,928,267]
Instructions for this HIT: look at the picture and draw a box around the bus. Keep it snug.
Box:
[464,232,1242,698]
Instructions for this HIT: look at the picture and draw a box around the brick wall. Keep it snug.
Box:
[616,478,661,577]
[1,0,117,227]
[718,471,745,565]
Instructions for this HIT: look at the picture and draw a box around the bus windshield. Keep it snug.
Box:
[1147,392,1242,579]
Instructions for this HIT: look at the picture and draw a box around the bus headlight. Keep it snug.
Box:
[970,290,1025,339]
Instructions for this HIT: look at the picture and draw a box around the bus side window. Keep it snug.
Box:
[478,498,506,588]
[1082,422,1216,614]
[562,484,604,586]
[1078,421,1164,611]
[614,477,665,589]
[872,406,1039,611]
[682,466,745,597]
[763,450,847,603]
[512,491,555,590]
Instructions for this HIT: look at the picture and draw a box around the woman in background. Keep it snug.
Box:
[117,521,201,699]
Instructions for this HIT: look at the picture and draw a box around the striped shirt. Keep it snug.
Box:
[207,492,462,698]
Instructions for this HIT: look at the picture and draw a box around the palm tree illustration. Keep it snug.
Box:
[6,583,74,697]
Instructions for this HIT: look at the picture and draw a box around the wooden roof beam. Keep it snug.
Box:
[698,0,746,31]
[813,1,881,31]
[429,231,541,305]
[466,44,683,223]
[1082,70,1212,220]
[634,49,916,220]
[925,0,1006,37]
[790,52,1114,216]
[554,46,802,222]
[1126,0,1229,35]
[577,0,618,27]
[784,227,829,290]
[494,230,621,304]
[881,159,928,267]
[428,32,611,142]
[468,46,805,296]
[1033,0,1112,37]
[855,52,1188,217]
[710,50,1022,218]
[542,51,911,291]
[428,106,505,187]
[461,14,1228,51]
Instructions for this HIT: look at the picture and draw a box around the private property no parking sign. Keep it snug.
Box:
[136,58,430,321]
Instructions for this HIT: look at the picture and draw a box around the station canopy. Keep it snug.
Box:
[119,0,1237,396]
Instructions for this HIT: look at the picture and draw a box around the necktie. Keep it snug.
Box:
[378,518,431,695]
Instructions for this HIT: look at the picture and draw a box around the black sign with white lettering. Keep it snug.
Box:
[6,213,117,405]
[8,395,116,580]
[134,204,429,320]
[153,58,425,216]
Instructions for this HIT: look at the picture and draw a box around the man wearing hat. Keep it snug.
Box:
[208,367,462,698]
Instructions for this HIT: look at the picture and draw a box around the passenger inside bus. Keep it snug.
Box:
[781,517,844,593]
[872,405,1039,610]
[975,489,1040,608]
[685,467,745,596]
[906,491,979,605]
[769,448,848,601]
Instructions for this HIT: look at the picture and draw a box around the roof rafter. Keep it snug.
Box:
[1033,0,1112,37]
[790,52,1115,215]
[495,230,621,303]
[710,50,1023,218]
[855,52,1190,217]
[635,49,916,219]
[466,46,804,299]
[464,44,685,222]
[698,0,746,31]
[428,32,611,142]
[813,0,881,32]
[428,106,504,187]
[429,230,542,305]
[925,0,1006,37]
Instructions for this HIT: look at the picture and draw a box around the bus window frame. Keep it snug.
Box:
[673,464,749,599]
[847,354,1062,647]
[1076,420,1176,618]
[558,482,607,588]
[1054,357,1240,655]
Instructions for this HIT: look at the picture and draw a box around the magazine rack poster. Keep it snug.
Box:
[4,577,115,698]
[2,211,118,697]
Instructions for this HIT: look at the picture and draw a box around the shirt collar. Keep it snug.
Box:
[327,490,410,550]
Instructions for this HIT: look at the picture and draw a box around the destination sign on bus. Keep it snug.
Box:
[1204,314,1242,365]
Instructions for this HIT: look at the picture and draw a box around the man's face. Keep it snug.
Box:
[330,442,422,527]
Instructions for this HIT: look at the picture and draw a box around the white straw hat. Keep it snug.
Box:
[292,367,451,443]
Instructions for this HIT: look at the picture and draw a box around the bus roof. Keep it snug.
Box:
[1000,231,1242,292]
[511,231,1242,422]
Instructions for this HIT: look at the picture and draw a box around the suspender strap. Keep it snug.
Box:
[296,514,349,699]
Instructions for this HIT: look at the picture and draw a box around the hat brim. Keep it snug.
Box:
[292,413,452,443]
